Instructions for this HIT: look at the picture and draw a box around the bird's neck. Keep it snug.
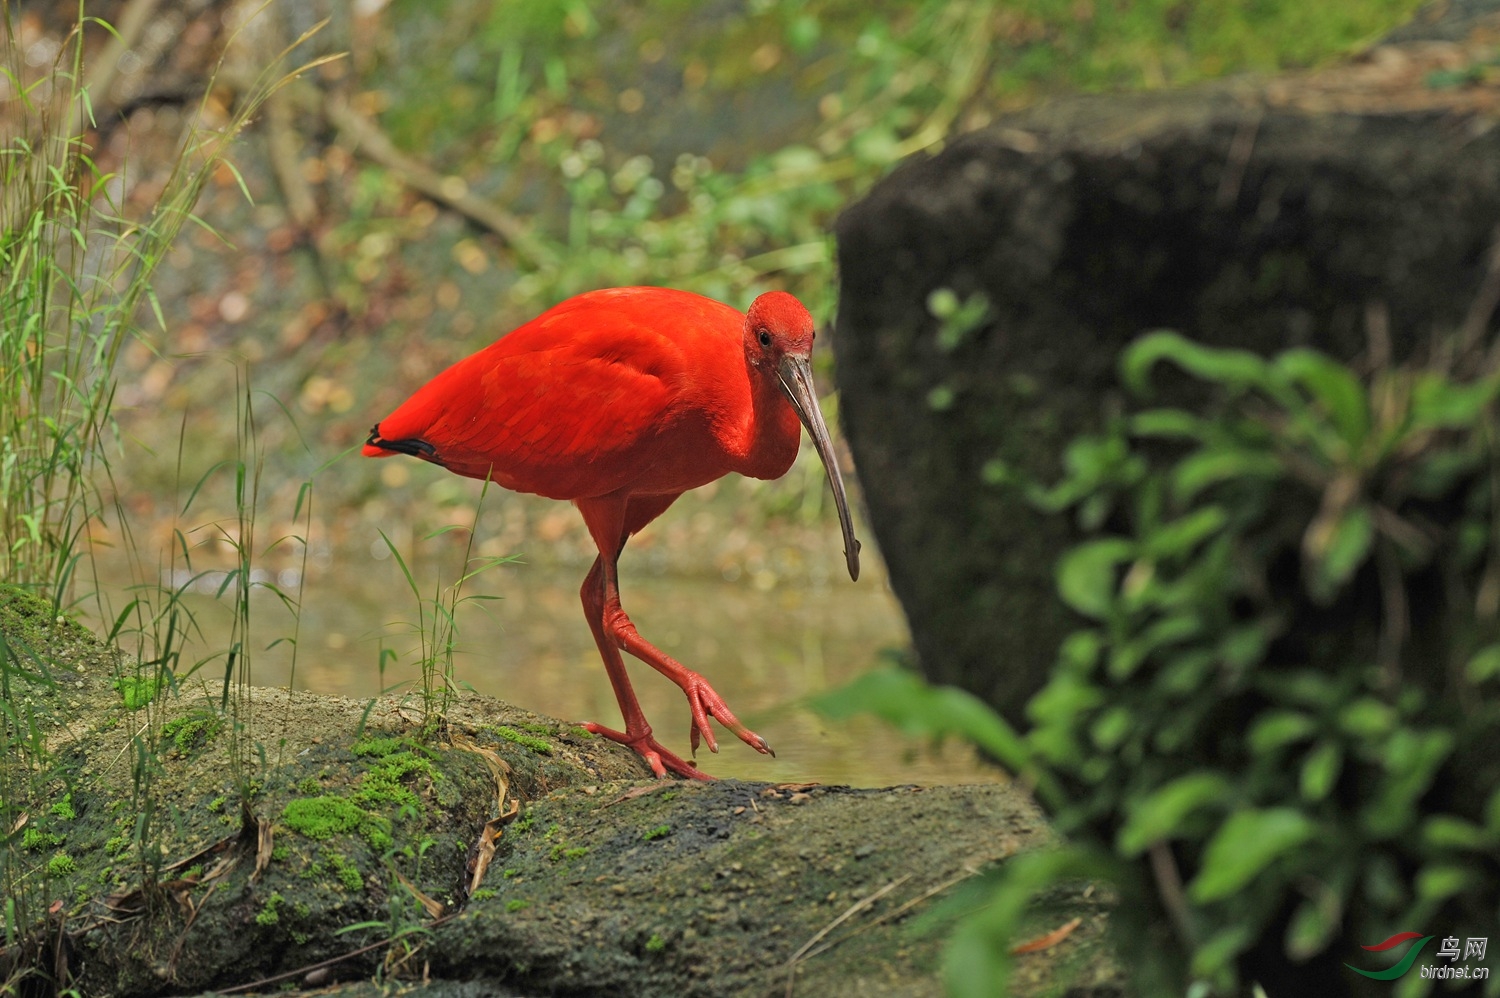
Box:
[735,366,801,481]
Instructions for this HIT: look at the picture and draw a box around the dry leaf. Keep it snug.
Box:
[1010,917,1082,955]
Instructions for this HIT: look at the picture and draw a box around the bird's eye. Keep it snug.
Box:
[758,329,772,347]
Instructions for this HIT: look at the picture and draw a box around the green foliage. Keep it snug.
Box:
[827,333,1500,994]
[45,851,75,877]
[641,824,672,842]
[359,0,1417,326]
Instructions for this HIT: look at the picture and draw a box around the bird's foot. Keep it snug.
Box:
[678,673,774,759]
[584,722,713,781]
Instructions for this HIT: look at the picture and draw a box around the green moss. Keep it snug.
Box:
[351,736,412,758]
[501,867,520,878]
[645,934,666,952]
[256,891,284,926]
[208,795,226,812]
[514,721,554,736]
[50,793,75,821]
[104,835,129,856]
[642,824,671,842]
[512,811,535,833]
[22,828,63,851]
[162,712,223,754]
[113,675,163,710]
[298,776,320,794]
[328,851,365,891]
[505,898,529,912]
[184,865,203,880]
[271,845,290,862]
[470,888,497,901]
[47,851,75,876]
[281,795,394,851]
[549,844,589,862]
[490,724,553,754]
[569,726,593,738]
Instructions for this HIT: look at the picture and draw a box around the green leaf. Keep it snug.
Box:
[1171,448,1283,502]
[1466,644,1500,683]
[1130,408,1204,439]
[1276,349,1369,448]
[1306,504,1373,602]
[1248,711,1318,755]
[944,847,1119,998]
[1416,864,1469,901]
[1299,741,1342,801]
[1121,330,1272,398]
[1363,729,1455,838]
[1337,698,1395,738]
[1056,539,1134,618]
[1285,896,1339,961]
[1189,808,1317,902]
[1144,506,1227,560]
[1117,771,1232,856]
[809,668,1035,782]
[1410,371,1500,429]
[1420,815,1494,851]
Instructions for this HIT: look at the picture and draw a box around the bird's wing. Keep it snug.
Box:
[376,303,735,500]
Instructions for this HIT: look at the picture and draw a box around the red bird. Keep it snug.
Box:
[363,287,860,779]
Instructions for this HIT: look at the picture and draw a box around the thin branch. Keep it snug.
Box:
[784,875,911,998]
[322,92,550,269]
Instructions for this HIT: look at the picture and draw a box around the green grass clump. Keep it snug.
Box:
[46,852,75,876]
[469,887,497,901]
[281,795,394,851]
[641,824,671,842]
[48,794,75,821]
[549,844,588,862]
[645,934,666,953]
[491,725,553,754]
[505,898,529,912]
[113,676,162,711]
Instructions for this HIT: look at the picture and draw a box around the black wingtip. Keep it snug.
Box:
[366,424,438,460]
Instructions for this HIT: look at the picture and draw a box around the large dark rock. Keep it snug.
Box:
[833,6,1500,722]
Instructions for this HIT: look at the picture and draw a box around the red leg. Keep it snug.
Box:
[576,495,772,775]
[578,555,708,781]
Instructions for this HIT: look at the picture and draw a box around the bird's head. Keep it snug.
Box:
[743,291,862,582]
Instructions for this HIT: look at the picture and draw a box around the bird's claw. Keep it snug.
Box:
[680,672,772,760]
[585,721,712,781]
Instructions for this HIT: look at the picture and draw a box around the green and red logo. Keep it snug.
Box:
[1346,932,1434,981]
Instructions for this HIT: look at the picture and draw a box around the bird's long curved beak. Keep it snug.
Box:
[777,354,861,581]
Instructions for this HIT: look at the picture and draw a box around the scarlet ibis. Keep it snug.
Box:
[363,287,860,779]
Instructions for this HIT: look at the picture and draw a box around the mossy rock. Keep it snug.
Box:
[0,584,1113,996]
